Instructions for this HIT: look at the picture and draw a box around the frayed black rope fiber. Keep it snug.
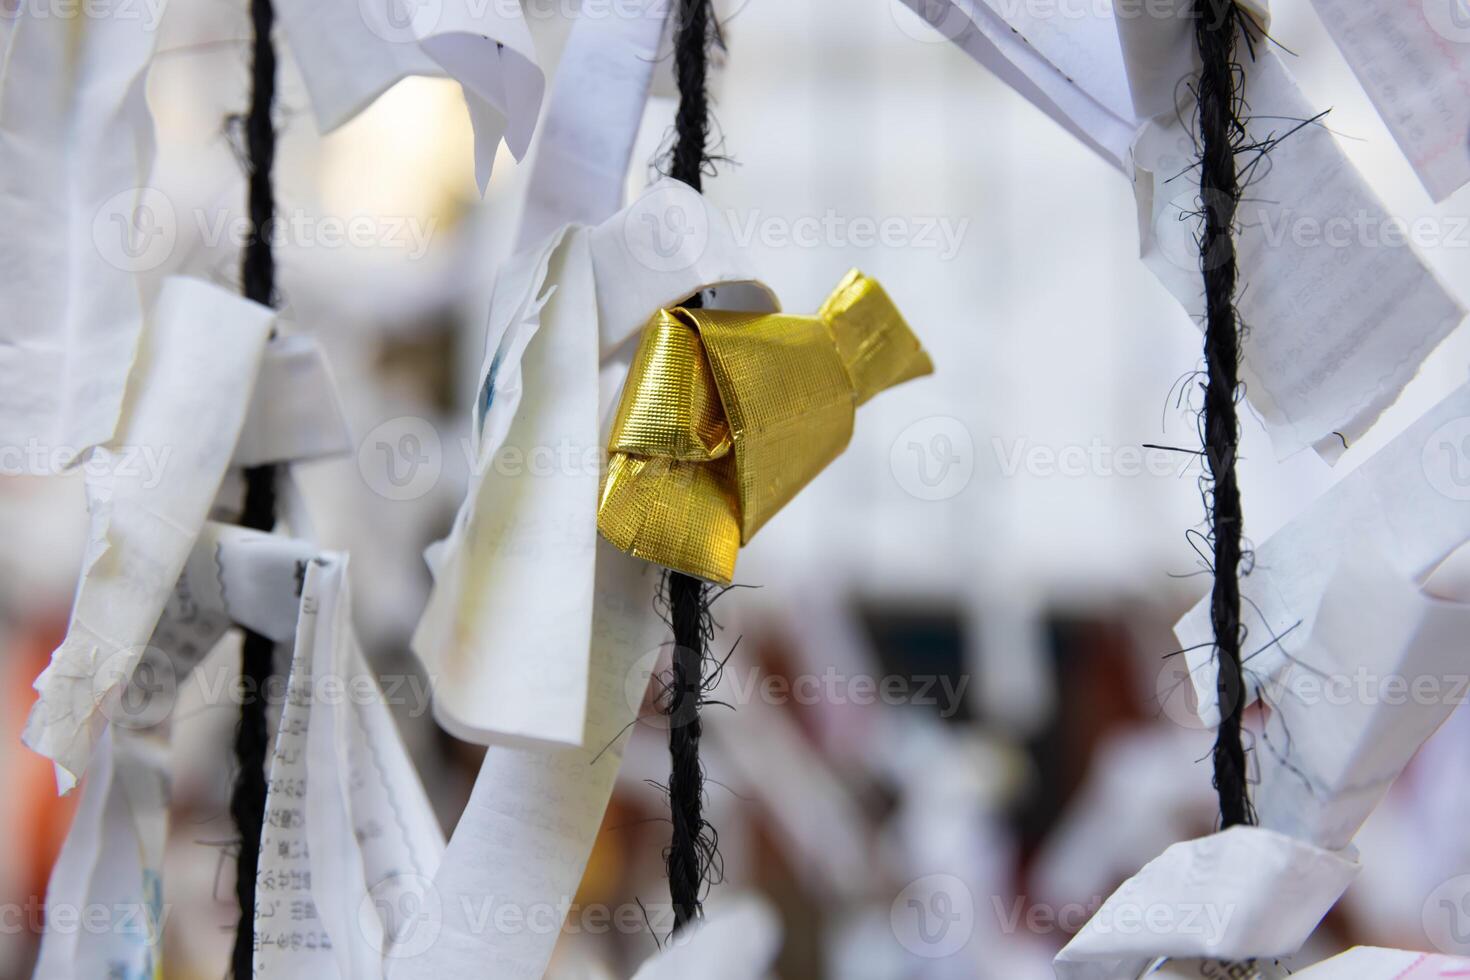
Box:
[1193,0,1256,830]
[659,0,724,934]
[231,0,278,973]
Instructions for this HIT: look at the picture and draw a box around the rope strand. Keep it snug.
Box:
[665,0,716,932]
[231,0,278,972]
[1194,0,1254,830]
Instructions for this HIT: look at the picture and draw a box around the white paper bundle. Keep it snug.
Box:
[1254,545,1470,850]
[1053,827,1359,980]
[23,277,276,792]
[0,7,159,468]
[1176,380,1470,726]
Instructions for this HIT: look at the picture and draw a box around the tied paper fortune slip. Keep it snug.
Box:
[599,270,933,585]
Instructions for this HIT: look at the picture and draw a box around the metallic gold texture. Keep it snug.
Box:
[599,269,933,584]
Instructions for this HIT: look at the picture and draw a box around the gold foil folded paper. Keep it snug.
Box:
[598,269,933,584]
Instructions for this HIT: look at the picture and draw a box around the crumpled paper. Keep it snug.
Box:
[628,895,783,980]
[22,277,275,792]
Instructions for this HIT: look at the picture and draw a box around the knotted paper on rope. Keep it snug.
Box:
[599,270,932,584]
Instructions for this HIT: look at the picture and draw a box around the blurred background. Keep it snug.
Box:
[3,0,1470,975]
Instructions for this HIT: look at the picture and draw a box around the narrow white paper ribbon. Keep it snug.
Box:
[23,277,275,792]
[0,8,159,468]
[233,334,354,468]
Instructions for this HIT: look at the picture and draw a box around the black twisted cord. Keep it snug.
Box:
[230,0,278,972]
[1194,0,1254,830]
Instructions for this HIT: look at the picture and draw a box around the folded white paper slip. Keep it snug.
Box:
[22,277,276,793]
[1293,947,1470,978]
[1254,545,1470,851]
[412,179,775,748]
[0,7,158,468]
[1052,826,1359,980]
[628,895,783,980]
[255,554,447,980]
[275,0,543,191]
[1176,379,1470,728]
[1304,0,1470,202]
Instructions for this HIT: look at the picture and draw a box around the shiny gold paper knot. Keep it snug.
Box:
[597,269,933,584]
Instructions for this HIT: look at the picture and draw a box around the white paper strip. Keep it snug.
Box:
[256,556,447,980]
[0,8,158,468]
[276,0,543,189]
[1306,0,1470,201]
[1255,545,1470,850]
[1176,380,1470,726]
[628,895,783,980]
[233,334,353,467]
[388,543,665,980]
[414,181,771,748]
[32,728,169,980]
[515,0,671,249]
[1053,827,1359,980]
[23,277,275,792]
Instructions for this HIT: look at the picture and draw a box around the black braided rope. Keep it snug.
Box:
[230,0,278,972]
[665,0,716,933]
[1194,0,1254,830]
